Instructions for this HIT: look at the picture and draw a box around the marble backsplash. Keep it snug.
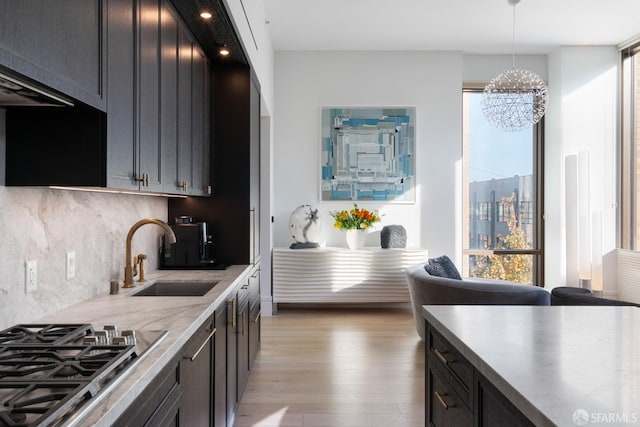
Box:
[0,187,168,329]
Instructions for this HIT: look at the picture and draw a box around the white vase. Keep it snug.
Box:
[345,229,367,250]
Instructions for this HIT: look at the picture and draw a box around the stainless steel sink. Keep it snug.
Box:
[131,281,219,297]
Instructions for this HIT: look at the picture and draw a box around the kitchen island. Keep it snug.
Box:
[33,265,253,426]
[421,305,640,426]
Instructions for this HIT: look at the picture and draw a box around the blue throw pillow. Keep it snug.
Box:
[424,255,462,280]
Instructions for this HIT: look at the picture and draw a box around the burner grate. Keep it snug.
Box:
[0,325,93,346]
[0,345,138,388]
[0,381,94,427]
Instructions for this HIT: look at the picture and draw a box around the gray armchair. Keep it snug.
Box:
[405,263,550,340]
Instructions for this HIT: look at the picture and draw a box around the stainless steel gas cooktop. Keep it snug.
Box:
[0,324,166,427]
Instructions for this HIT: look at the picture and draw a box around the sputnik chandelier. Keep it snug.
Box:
[482,0,548,132]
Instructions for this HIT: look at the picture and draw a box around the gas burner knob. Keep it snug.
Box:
[121,330,136,345]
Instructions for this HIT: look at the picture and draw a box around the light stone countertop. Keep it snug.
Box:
[422,305,640,427]
[36,265,252,426]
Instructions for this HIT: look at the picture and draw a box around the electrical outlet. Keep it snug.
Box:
[25,260,37,292]
[66,251,76,280]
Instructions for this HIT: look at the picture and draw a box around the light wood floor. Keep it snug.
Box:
[235,305,425,427]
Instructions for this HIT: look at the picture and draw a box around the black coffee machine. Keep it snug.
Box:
[161,219,220,269]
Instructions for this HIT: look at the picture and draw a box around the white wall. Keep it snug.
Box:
[223,0,274,116]
[274,51,463,261]
[273,51,552,268]
[545,46,618,292]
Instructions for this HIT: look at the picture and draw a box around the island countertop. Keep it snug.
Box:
[35,265,252,426]
[421,305,640,426]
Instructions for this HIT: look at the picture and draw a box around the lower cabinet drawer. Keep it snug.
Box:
[428,364,473,427]
[428,327,473,398]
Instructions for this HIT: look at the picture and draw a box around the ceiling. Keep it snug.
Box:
[263,0,640,54]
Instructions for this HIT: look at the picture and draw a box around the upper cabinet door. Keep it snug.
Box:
[176,24,194,195]
[160,1,179,194]
[106,0,138,190]
[0,0,106,110]
[189,46,210,197]
[249,78,261,263]
[137,0,163,192]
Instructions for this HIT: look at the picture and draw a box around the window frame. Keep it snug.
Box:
[461,87,545,286]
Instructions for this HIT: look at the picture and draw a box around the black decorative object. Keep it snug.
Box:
[380,225,407,248]
[424,255,462,280]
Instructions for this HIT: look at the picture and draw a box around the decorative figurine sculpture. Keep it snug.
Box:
[380,225,407,248]
[289,205,322,249]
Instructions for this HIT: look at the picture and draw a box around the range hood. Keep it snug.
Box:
[0,70,74,107]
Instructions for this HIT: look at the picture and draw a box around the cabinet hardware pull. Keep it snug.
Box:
[433,348,449,365]
[228,299,236,329]
[242,283,249,290]
[185,328,216,362]
[434,391,451,410]
[181,181,188,191]
[252,311,261,323]
[251,270,260,279]
[145,174,150,186]
[241,312,247,336]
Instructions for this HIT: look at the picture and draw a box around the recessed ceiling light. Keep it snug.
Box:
[219,46,230,56]
[200,11,212,19]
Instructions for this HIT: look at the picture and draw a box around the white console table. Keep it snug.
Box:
[273,246,428,305]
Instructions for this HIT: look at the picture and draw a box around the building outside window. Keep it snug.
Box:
[462,89,544,286]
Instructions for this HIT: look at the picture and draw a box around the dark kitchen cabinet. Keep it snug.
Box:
[168,66,260,266]
[106,0,167,191]
[158,1,210,196]
[249,77,261,265]
[213,305,228,427]
[106,0,162,192]
[0,0,106,110]
[136,0,164,192]
[248,268,261,369]
[226,292,239,427]
[236,280,251,400]
[180,316,215,427]
[113,356,181,427]
[426,324,535,427]
[174,23,210,196]
[4,0,211,195]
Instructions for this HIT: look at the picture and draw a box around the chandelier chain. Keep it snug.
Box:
[481,0,549,132]
[512,2,516,68]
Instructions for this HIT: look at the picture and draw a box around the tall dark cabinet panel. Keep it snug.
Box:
[213,306,228,427]
[168,65,259,266]
[137,0,163,192]
[180,317,214,427]
[226,294,238,427]
[160,1,179,193]
[106,0,137,190]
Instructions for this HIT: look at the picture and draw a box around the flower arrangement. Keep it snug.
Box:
[329,203,381,231]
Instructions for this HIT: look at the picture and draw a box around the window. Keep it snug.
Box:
[622,45,640,249]
[498,200,514,223]
[462,89,544,286]
[478,202,491,221]
[520,201,533,225]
